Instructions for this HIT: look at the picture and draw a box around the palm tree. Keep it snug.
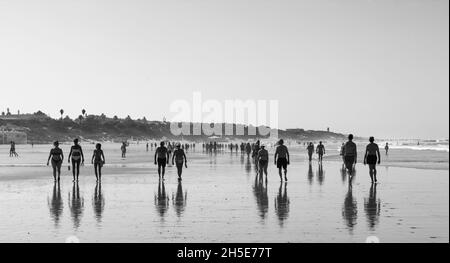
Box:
[60,109,64,120]
[82,109,86,117]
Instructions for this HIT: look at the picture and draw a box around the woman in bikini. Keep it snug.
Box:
[68,139,84,182]
[47,141,64,181]
[92,143,105,181]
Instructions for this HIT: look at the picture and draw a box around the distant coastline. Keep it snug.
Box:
[0,111,348,144]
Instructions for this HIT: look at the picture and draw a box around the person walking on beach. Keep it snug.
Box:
[274,139,290,181]
[246,143,252,157]
[343,134,357,175]
[316,141,325,163]
[364,137,381,183]
[92,143,105,182]
[154,141,170,179]
[384,143,389,156]
[121,142,127,158]
[146,143,149,152]
[307,142,314,162]
[68,139,84,182]
[9,141,18,157]
[47,141,64,182]
[257,144,269,177]
[172,143,187,181]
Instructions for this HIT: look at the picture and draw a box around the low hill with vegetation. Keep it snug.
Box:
[0,111,347,144]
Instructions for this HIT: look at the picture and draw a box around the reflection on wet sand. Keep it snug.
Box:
[68,182,84,229]
[274,182,290,227]
[342,182,357,233]
[48,182,63,227]
[340,167,347,184]
[307,164,314,185]
[364,183,381,230]
[92,182,105,223]
[245,157,252,175]
[317,163,325,185]
[173,181,187,217]
[253,174,268,221]
[154,180,170,220]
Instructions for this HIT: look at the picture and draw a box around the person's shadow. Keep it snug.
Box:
[274,182,290,227]
[173,181,187,218]
[245,156,252,175]
[154,179,170,221]
[307,163,314,185]
[92,182,105,224]
[340,166,347,185]
[48,181,63,228]
[342,180,357,234]
[317,163,325,185]
[68,182,84,230]
[364,183,381,230]
[253,174,269,222]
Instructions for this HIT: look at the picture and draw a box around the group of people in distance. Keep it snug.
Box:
[44,134,384,184]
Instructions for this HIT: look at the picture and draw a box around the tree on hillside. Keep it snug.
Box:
[60,109,64,120]
[82,109,86,117]
[78,115,83,124]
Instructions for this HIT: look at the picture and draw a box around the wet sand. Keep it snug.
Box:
[0,145,448,243]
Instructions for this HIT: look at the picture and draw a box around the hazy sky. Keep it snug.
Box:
[0,0,448,139]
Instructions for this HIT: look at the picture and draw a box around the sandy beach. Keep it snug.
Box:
[0,143,448,243]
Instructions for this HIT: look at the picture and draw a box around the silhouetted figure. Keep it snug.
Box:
[253,174,269,221]
[274,182,290,227]
[274,139,290,181]
[307,142,314,162]
[245,143,252,157]
[9,141,18,157]
[343,134,357,176]
[257,144,269,177]
[316,141,325,163]
[121,142,127,158]
[92,182,105,223]
[364,137,381,183]
[47,141,64,181]
[173,181,187,217]
[68,139,84,182]
[68,182,84,229]
[385,142,389,156]
[317,163,324,185]
[342,181,357,233]
[155,141,170,179]
[48,181,63,227]
[172,143,188,181]
[92,143,105,181]
[154,180,169,219]
[364,183,380,230]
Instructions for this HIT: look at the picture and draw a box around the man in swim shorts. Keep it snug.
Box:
[274,139,290,181]
[364,137,381,183]
[343,134,357,175]
[172,143,188,181]
[316,141,326,163]
[154,141,170,179]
